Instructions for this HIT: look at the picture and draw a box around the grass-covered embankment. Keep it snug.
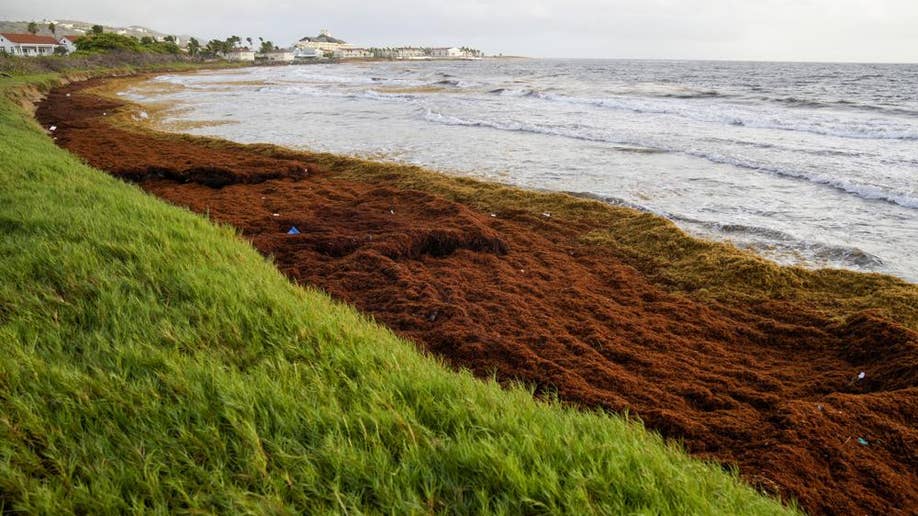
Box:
[0,74,798,512]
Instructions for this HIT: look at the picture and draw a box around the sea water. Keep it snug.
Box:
[124,59,918,281]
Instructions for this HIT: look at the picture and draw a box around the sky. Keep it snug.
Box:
[3,0,918,62]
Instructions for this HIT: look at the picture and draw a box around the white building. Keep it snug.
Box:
[0,33,61,56]
[294,29,350,55]
[223,48,255,61]
[258,50,295,63]
[334,47,372,59]
[431,47,464,58]
[58,35,80,54]
[294,48,323,60]
[393,47,426,60]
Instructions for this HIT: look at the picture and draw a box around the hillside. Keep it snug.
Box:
[0,19,196,44]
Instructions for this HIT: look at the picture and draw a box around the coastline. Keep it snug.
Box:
[36,74,918,514]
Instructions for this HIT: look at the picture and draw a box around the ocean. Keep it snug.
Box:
[123,59,918,281]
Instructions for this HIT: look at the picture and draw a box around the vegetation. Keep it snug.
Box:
[75,32,180,55]
[0,71,796,513]
[26,22,38,35]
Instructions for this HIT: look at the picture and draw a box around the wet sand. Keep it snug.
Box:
[37,78,918,515]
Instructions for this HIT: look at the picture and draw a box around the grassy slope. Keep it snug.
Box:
[0,76,798,513]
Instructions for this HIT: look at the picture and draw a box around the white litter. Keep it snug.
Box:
[48,125,57,132]
[272,213,279,217]
[389,209,395,215]
[542,212,551,218]
[490,213,497,217]
[858,371,866,380]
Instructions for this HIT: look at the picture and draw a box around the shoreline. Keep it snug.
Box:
[37,75,918,514]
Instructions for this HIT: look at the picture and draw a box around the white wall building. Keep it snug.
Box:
[58,35,80,54]
[431,47,464,58]
[259,50,295,63]
[293,48,323,60]
[223,48,255,61]
[0,33,61,56]
[334,47,372,59]
[294,29,350,55]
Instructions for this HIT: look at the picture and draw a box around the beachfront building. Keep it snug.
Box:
[431,47,465,58]
[258,49,295,63]
[223,48,256,62]
[58,35,80,54]
[0,33,61,56]
[294,48,323,60]
[294,29,350,57]
[334,47,373,59]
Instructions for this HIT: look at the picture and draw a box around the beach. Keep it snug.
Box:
[118,61,918,281]
[36,75,918,515]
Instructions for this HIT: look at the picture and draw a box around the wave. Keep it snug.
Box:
[761,96,918,118]
[674,217,886,269]
[488,88,918,141]
[423,109,918,209]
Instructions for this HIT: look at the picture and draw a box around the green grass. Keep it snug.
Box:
[0,73,797,514]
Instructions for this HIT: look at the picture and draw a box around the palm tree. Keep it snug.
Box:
[246,37,252,48]
[48,22,56,36]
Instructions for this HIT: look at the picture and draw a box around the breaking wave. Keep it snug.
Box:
[423,109,918,209]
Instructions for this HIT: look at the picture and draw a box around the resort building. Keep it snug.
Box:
[294,48,323,60]
[0,33,61,56]
[334,47,373,59]
[294,29,350,55]
[431,47,465,58]
[222,48,255,62]
[258,50,295,63]
[58,35,80,54]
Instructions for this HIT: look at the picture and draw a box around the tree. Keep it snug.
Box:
[163,35,176,43]
[140,36,154,45]
[27,22,38,35]
[246,37,252,48]
[48,22,56,36]
[76,32,142,53]
[187,37,201,56]
[91,25,104,35]
[259,40,274,54]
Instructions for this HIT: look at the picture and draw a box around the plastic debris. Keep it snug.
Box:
[857,437,869,446]
[272,213,279,217]
[490,213,497,217]
[48,125,57,132]
[287,226,300,235]
[857,371,866,380]
[65,93,71,97]
[389,209,395,215]
[542,212,551,218]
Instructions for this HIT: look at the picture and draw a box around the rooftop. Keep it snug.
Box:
[1,33,60,45]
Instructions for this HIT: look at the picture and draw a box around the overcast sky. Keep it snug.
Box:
[4,0,917,62]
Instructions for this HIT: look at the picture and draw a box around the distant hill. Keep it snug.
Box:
[0,19,197,46]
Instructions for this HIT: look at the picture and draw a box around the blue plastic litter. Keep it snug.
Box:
[287,226,300,235]
[857,438,869,446]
